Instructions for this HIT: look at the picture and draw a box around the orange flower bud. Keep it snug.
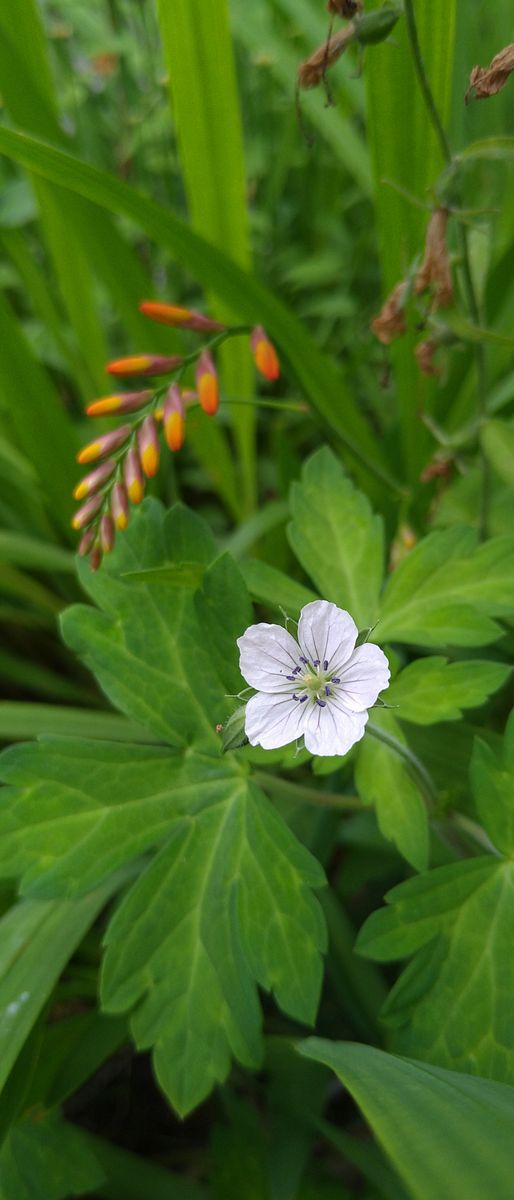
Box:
[71,493,103,531]
[138,415,160,478]
[139,300,225,333]
[251,326,280,381]
[100,513,115,554]
[106,355,183,377]
[163,384,185,452]
[77,425,131,464]
[195,350,219,416]
[124,447,145,504]
[78,527,96,557]
[111,482,129,530]
[73,459,115,501]
[86,391,152,417]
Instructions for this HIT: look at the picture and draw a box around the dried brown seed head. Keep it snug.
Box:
[415,337,441,378]
[415,208,453,309]
[298,28,354,90]
[466,43,514,102]
[371,281,408,345]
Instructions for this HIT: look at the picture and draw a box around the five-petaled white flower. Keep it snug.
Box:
[237,600,390,757]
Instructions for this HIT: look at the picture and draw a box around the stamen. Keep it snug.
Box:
[331,676,341,684]
[300,656,308,665]
[293,665,302,675]
[313,659,320,666]
[286,675,297,681]
[324,659,329,670]
[316,699,326,707]
[325,685,331,696]
[299,695,308,703]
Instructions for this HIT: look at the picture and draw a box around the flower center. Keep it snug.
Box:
[287,658,341,708]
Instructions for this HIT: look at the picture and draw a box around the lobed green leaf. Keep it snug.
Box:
[388,656,511,724]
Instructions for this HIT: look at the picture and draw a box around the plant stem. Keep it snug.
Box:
[403,0,490,539]
[252,770,361,812]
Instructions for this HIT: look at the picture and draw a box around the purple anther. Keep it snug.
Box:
[313,659,320,666]
[323,659,329,670]
[331,677,341,684]
[316,699,326,708]
[299,695,308,703]
[293,665,301,675]
[325,685,331,696]
[286,675,297,681]
[300,656,308,665]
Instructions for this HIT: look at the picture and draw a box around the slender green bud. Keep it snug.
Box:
[220,706,248,752]
[354,4,403,45]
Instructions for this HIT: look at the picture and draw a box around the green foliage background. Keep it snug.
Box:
[0,0,513,1197]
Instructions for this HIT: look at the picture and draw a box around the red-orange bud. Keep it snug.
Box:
[251,326,280,381]
[86,391,152,417]
[71,493,103,531]
[106,355,183,377]
[111,482,129,530]
[78,527,97,557]
[89,545,103,572]
[163,384,185,452]
[195,350,219,416]
[77,425,131,464]
[139,300,225,333]
[138,415,160,478]
[73,459,115,501]
[100,513,115,554]
[124,447,145,504]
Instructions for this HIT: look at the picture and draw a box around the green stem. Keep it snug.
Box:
[403,0,489,539]
[252,770,361,812]
[367,720,438,809]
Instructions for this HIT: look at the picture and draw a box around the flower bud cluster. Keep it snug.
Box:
[72,300,280,569]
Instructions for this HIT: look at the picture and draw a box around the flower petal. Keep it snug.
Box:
[244,690,307,749]
[304,699,368,757]
[237,623,301,693]
[335,643,390,712]
[298,600,358,670]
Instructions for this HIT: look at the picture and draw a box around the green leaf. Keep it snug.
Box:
[0,738,240,896]
[471,710,514,856]
[0,533,74,573]
[481,419,514,487]
[157,0,255,508]
[0,1110,103,1200]
[288,448,384,629]
[378,526,514,647]
[0,739,325,1116]
[388,656,511,724]
[195,552,253,694]
[0,703,160,743]
[299,1039,514,1200]
[355,712,429,871]
[62,501,226,750]
[0,883,119,1094]
[356,856,514,1082]
[101,779,325,1115]
[239,560,317,618]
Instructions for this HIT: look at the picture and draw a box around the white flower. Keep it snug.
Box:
[237,600,390,757]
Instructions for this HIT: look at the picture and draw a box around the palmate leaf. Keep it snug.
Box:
[0,502,326,1114]
[288,448,384,630]
[388,656,511,724]
[356,842,514,1081]
[61,500,227,750]
[355,712,429,872]
[0,742,325,1116]
[377,526,514,648]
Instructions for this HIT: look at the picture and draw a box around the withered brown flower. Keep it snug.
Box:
[371,282,408,345]
[415,209,453,309]
[297,28,354,90]
[466,43,514,102]
[415,337,441,378]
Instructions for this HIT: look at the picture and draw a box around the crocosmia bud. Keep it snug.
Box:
[77,425,131,464]
[195,350,219,416]
[163,384,185,452]
[100,513,115,554]
[71,492,103,531]
[73,459,115,502]
[138,415,160,478]
[124,447,145,504]
[251,326,280,381]
[86,391,151,417]
[111,482,129,530]
[106,355,183,377]
[139,300,225,333]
